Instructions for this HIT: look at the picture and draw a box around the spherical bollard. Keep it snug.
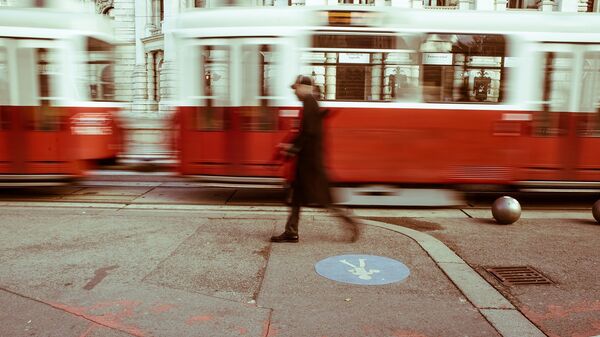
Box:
[592,200,600,223]
[491,196,521,225]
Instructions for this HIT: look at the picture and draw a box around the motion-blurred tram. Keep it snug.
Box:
[170,7,600,204]
[0,2,123,186]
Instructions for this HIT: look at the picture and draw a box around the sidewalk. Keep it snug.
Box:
[0,204,545,337]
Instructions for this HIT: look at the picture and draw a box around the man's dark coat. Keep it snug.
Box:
[288,94,333,207]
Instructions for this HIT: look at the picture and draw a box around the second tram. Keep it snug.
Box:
[0,2,124,186]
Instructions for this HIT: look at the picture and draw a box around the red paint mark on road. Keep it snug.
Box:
[523,301,600,322]
[236,327,248,335]
[50,300,145,337]
[523,301,600,337]
[186,315,213,325]
[150,304,176,314]
[261,320,278,337]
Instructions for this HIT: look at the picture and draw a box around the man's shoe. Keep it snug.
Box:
[270,233,299,243]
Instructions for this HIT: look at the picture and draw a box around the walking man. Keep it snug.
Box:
[270,75,360,243]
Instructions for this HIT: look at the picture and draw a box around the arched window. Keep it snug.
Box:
[103,6,114,19]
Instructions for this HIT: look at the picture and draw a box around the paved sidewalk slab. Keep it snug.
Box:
[0,206,524,337]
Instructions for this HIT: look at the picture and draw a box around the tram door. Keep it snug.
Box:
[195,38,285,177]
[0,39,72,174]
[573,46,600,181]
[528,44,600,182]
[526,44,576,181]
[0,42,9,173]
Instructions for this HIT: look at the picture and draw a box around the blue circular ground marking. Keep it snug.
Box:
[315,254,410,285]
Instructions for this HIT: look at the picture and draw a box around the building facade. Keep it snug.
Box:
[2,0,599,158]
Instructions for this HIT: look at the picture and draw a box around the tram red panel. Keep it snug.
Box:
[70,108,123,161]
[324,107,521,184]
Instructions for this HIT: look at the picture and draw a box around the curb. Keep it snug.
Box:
[360,219,547,337]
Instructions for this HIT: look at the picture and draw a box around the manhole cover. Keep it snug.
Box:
[486,266,553,285]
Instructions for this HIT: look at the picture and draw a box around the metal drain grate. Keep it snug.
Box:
[486,266,554,285]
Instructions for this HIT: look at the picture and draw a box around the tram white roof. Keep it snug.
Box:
[173,7,318,30]
[0,5,114,41]
[171,6,600,42]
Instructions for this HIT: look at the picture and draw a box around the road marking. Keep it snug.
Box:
[339,259,381,280]
[83,265,119,290]
[315,254,409,285]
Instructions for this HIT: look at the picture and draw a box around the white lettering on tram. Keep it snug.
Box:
[501,113,532,121]
[279,110,300,118]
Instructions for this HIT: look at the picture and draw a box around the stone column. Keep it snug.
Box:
[145,0,156,35]
[151,0,180,157]
[160,0,178,114]
[146,52,155,103]
[113,0,136,103]
[132,0,149,116]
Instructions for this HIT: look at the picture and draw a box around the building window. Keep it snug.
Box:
[151,0,164,31]
[424,0,458,5]
[507,0,538,9]
[102,6,114,19]
[338,0,375,4]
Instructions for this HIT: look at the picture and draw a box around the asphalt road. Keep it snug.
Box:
[0,176,599,336]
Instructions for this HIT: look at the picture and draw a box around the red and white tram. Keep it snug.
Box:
[0,2,123,186]
[170,7,600,204]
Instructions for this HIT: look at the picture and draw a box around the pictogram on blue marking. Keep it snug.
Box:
[315,254,410,285]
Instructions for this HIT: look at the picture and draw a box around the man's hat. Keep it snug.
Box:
[291,75,313,89]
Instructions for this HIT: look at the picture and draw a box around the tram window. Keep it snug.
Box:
[580,52,600,113]
[312,35,397,49]
[578,51,600,137]
[0,48,8,106]
[198,45,229,131]
[0,47,7,129]
[533,52,572,137]
[303,34,419,101]
[240,44,278,131]
[86,37,115,101]
[420,34,506,103]
[34,48,61,131]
